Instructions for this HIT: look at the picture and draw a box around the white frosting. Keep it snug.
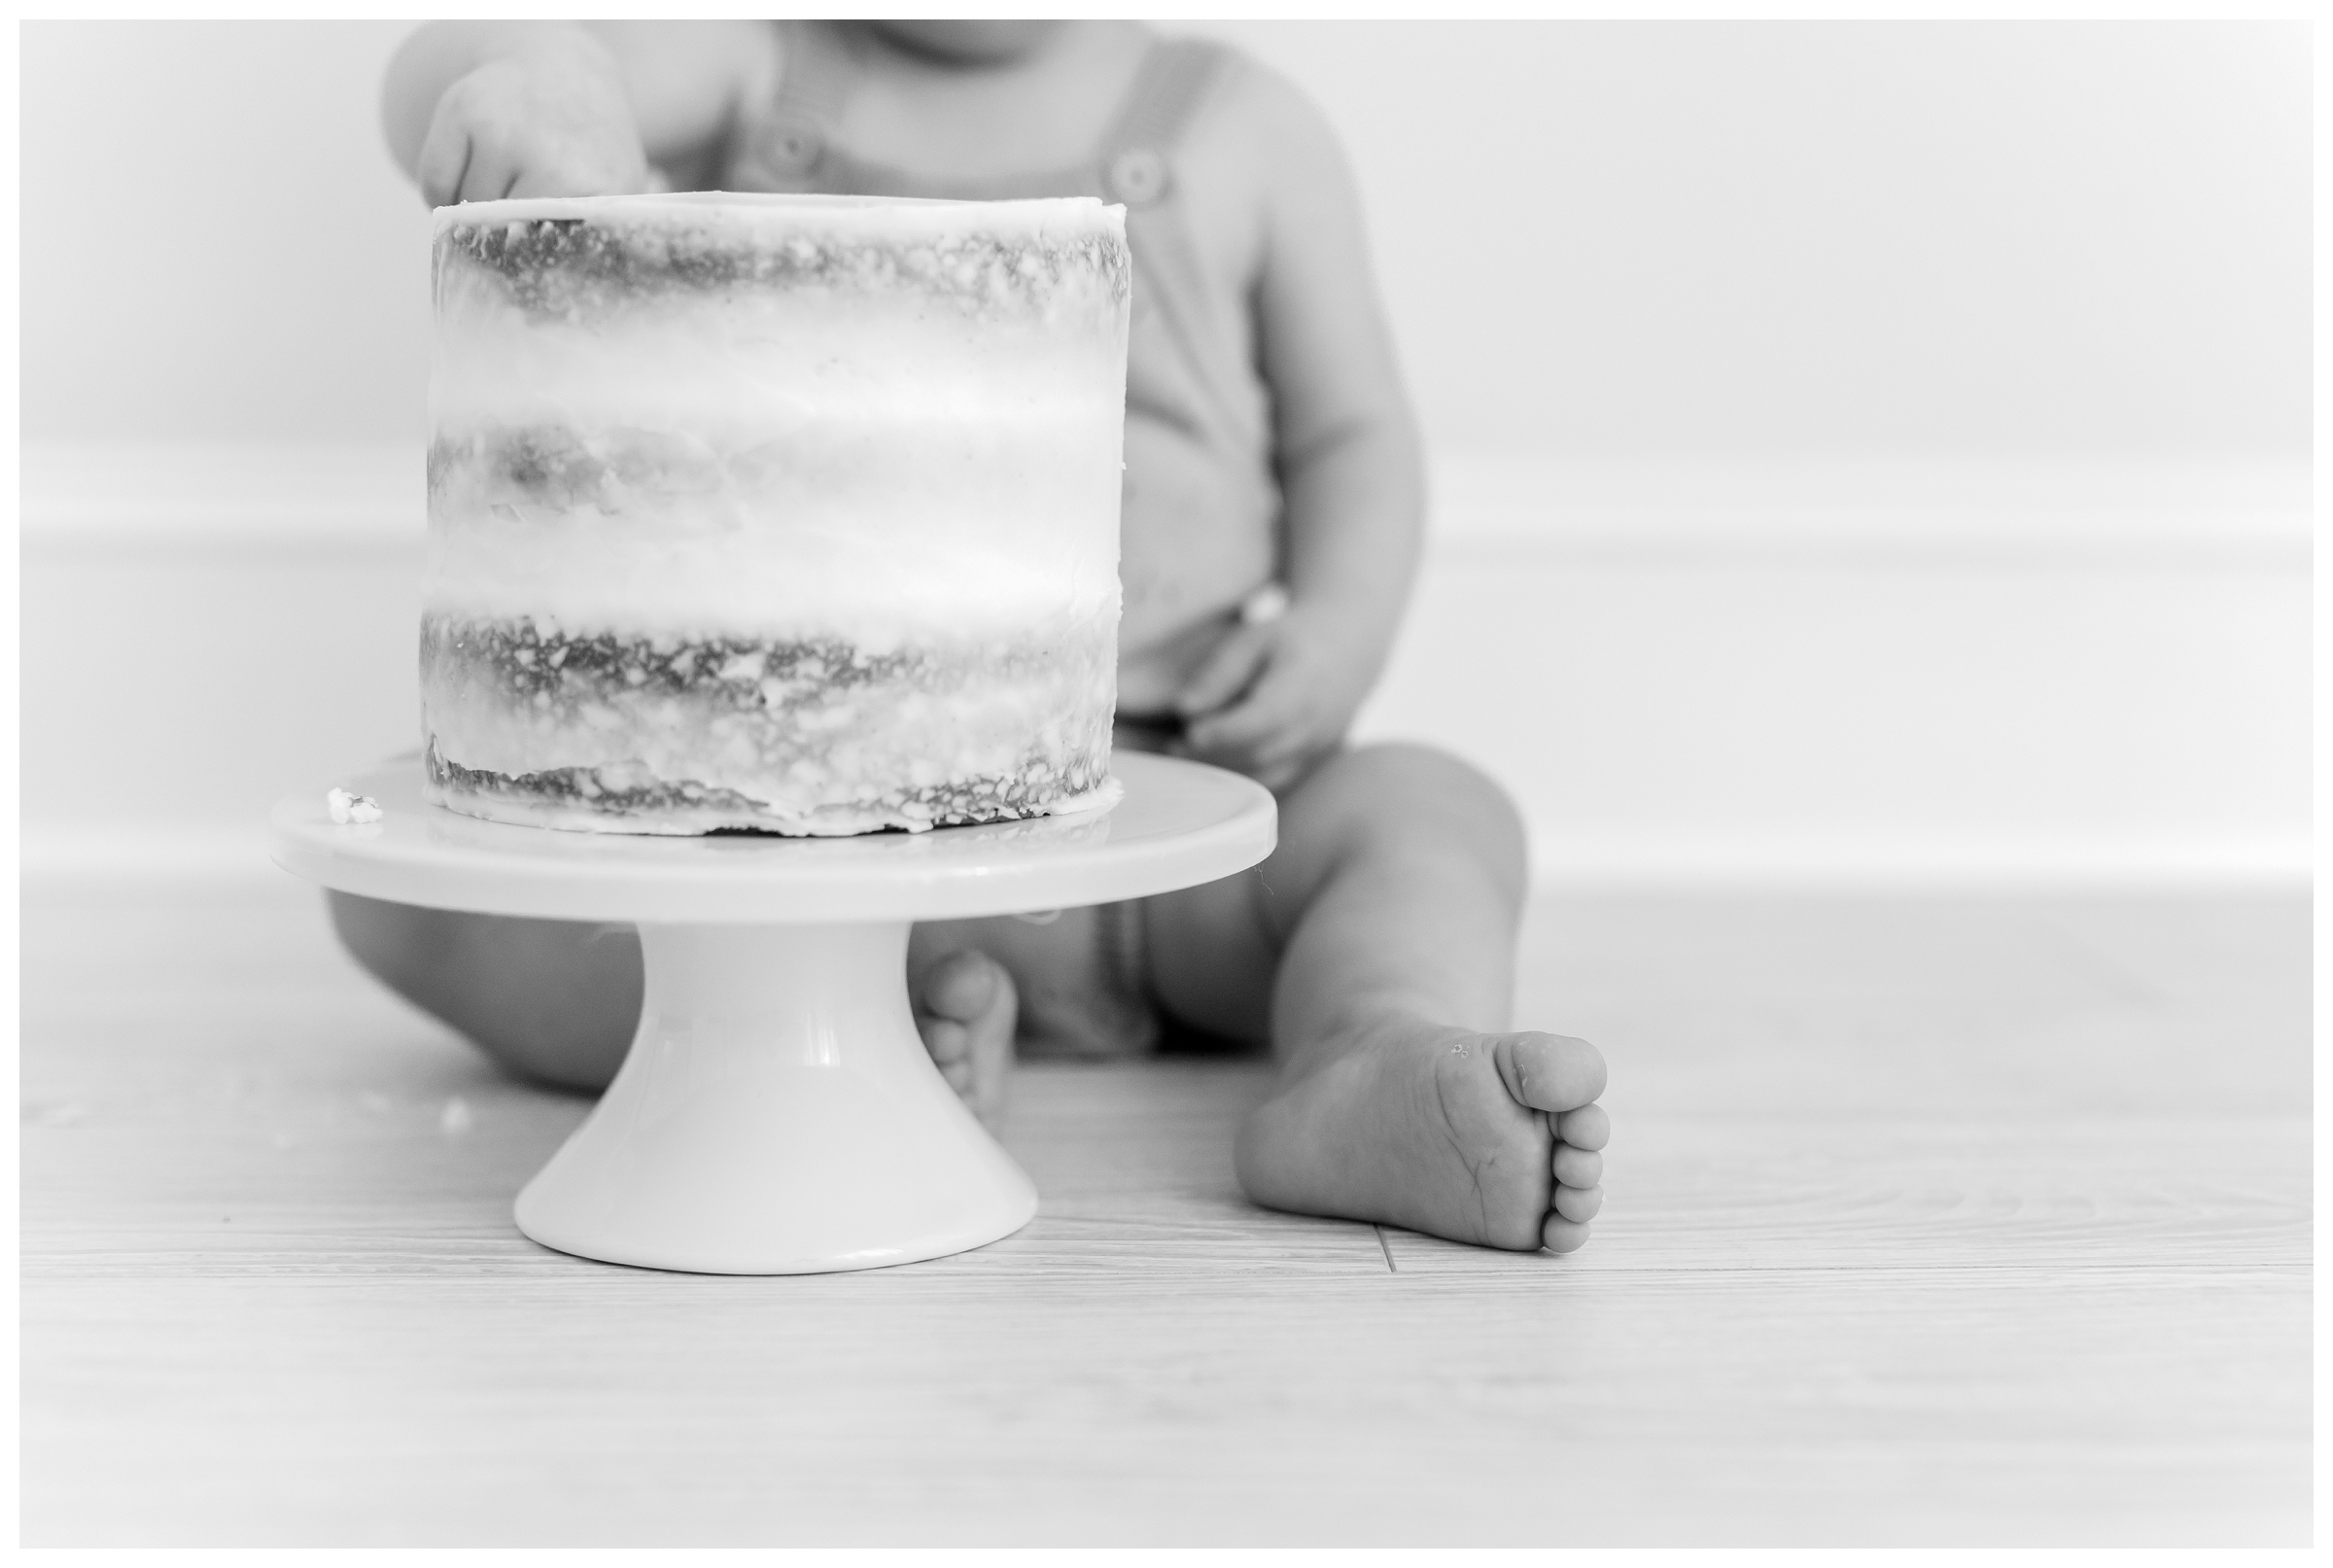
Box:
[427,525,1119,643]
[426,404,1121,636]
[427,192,1129,644]
[429,234,1124,440]
[433,190,1122,247]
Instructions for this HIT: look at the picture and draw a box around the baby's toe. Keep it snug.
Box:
[1542,1215,1592,1254]
[1555,1102,1610,1152]
[922,1017,970,1066]
[929,952,1014,1127]
[921,948,1003,1024]
[1499,1032,1607,1114]
[1552,1144,1602,1188]
[1552,1184,1602,1223]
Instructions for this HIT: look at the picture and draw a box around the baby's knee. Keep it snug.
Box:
[1321,742,1524,839]
[1299,745,1529,894]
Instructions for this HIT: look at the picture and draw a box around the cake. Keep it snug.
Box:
[420,192,1131,835]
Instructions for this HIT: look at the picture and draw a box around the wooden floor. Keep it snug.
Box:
[20,876,2311,1546]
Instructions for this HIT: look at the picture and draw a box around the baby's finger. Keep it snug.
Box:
[1204,719,1303,784]
[455,141,521,203]
[508,164,602,199]
[1174,626,1271,719]
[416,123,474,209]
[1248,753,1307,794]
[1246,723,1338,793]
[507,143,651,199]
[1186,676,1302,756]
[1242,707,1327,769]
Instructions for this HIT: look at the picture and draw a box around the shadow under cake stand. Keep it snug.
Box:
[271,751,1276,1275]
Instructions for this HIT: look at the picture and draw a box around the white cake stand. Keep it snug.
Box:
[271,751,1275,1275]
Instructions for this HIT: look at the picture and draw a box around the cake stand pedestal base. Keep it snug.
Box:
[515,921,1031,1274]
[270,751,1275,1275]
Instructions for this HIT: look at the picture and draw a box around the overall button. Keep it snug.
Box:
[1108,148,1168,206]
[761,117,824,175]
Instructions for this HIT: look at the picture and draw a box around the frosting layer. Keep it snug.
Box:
[420,614,1117,835]
[422,192,1131,834]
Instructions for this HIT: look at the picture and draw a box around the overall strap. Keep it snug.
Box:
[1097,37,1236,209]
[1097,38,1254,447]
[747,19,868,186]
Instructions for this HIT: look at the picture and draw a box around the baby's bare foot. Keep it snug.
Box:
[911,948,1016,1126]
[1235,1019,1609,1253]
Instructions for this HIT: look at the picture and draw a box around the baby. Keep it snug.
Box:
[350,18,1610,1255]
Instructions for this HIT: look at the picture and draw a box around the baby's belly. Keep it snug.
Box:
[1114,417,1277,714]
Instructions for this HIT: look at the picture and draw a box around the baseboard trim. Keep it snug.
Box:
[1529,837,2312,892]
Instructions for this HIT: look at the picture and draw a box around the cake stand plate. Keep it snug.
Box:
[271,751,1275,1275]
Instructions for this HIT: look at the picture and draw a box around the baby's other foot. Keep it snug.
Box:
[911,948,1016,1126]
[1236,1021,1609,1254]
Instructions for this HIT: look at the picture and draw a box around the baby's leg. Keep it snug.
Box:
[332,891,1019,1120]
[326,892,641,1092]
[1145,744,1610,1253]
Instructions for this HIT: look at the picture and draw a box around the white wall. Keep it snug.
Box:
[1203,20,2310,464]
[17,21,2312,886]
[21,20,2309,460]
[19,22,432,445]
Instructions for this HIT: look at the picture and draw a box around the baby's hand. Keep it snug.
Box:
[416,40,651,206]
[1173,600,1377,793]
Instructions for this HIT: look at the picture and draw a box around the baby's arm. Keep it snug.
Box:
[381,21,776,204]
[1173,70,1427,791]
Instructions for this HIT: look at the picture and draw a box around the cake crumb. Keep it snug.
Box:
[327,786,384,824]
